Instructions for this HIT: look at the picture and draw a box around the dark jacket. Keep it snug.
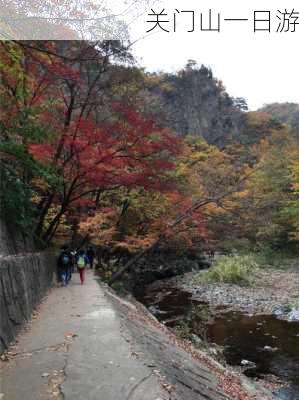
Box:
[57,250,72,271]
[87,248,95,261]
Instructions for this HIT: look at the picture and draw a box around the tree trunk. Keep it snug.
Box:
[42,207,65,244]
[108,185,250,284]
[34,193,55,238]
[109,237,163,285]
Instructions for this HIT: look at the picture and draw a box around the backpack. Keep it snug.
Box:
[62,253,70,265]
[77,255,85,269]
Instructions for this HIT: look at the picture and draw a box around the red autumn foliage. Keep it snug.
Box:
[29,107,181,194]
[1,41,207,249]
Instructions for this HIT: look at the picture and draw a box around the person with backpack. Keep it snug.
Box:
[57,246,72,286]
[76,250,89,284]
[70,249,77,274]
[86,246,95,269]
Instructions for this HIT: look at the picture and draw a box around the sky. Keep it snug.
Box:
[128,0,299,110]
[4,0,299,111]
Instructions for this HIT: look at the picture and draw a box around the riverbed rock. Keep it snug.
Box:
[190,334,203,346]
[286,308,299,321]
[148,305,167,316]
[241,360,256,368]
[263,346,278,352]
[179,267,299,317]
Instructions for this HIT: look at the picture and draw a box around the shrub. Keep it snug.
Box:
[0,164,34,230]
[201,254,259,285]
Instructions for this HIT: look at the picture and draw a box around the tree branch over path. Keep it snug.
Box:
[109,167,259,284]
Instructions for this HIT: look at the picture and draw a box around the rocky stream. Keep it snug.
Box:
[135,267,299,400]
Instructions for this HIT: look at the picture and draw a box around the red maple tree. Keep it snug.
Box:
[29,104,181,243]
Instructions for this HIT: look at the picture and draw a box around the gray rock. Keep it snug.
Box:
[190,334,203,346]
[263,346,278,352]
[241,359,256,368]
[286,308,299,322]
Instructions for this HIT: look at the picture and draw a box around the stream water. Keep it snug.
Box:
[135,285,299,400]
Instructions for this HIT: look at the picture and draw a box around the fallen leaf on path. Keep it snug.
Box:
[131,351,139,358]
[7,351,18,357]
[161,382,175,393]
[64,332,77,338]
[22,352,33,359]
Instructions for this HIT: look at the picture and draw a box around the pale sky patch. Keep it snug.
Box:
[129,0,299,110]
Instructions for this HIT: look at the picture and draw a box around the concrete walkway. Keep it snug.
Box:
[0,271,167,400]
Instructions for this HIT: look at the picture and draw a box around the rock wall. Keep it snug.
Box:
[0,220,56,354]
[0,252,56,354]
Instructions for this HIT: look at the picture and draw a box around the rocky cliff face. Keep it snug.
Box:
[0,220,55,354]
[148,65,246,146]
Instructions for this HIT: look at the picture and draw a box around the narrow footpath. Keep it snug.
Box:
[0,271,273,400]
[0,271,169,400]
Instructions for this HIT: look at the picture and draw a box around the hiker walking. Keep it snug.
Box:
[76,250,89,284]
[70,249,77,274]
[86,246,95,269]
[57,246,72,286]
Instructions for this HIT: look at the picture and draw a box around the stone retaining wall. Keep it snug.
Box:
[0,252,56,354]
